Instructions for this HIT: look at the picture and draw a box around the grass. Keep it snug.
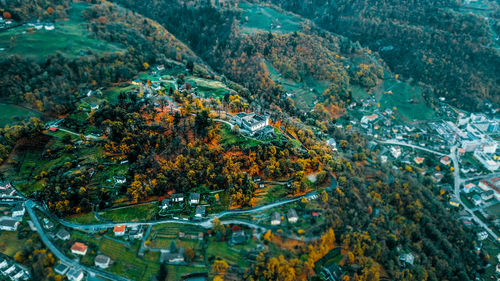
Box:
[166,265,206,281]
[484,202,500,216]
[219,124,261,148]
[0,103,41,127]
[66,212,100,225]
[98,202,158,222]
[0,232,26,257]
[264,60,329,110]
[0,3,123,59]
[185,77,231,99]
[240,2,302,34]
[101,84,139,104]
[206,240,249,267]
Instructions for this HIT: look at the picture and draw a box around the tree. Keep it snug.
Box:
[185,247,195,262]
[321,190,328,203]
[157,263,168,281]
[212,259,229,275]
[3,12,11,19]
[169,240,177,253]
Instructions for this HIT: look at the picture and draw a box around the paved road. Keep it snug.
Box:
[462,172,500,183]
[380,139,447,156]
[24,201,133,281]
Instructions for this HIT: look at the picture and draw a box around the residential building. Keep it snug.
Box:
[0,181,12,190]
[94,255,111,269]
[463,183,476,193]
[70,242,88,256]
[128,226,144,240]
[271,212,281,225]
[399,253,415,266]
[232,112,270,133]
[195,206,205,218]
[287,209,298,224]
[361,114,378,124]
[320,264,343,281]
[67,268,84,281]
[326,138,337,150]
[414,157,424,165]
[390,146,401,159]
[481,190,494,201]
[56,229,70,241]
[160,248,185,264]
[472,194,482,206]
[0,219,19,231]
[172,193,184,203]
[440,156,451,166]
[161,198,171,209]
[189,193,200,205]
[113,225,126,236]
[54,263,69,276]
[113,176,126,185]
[11,204,25,217]
[230,230,247,245]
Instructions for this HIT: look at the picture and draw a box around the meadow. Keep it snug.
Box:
[240,2,302,34]
[0,104,41,127]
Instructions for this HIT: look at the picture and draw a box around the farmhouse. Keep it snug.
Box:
[172,193,184,203]
[70,242,88,256]
[54,263,69,276]
[230,230,247,245]
[195,206,206,218]
[113,225,126,236]
[232,112,270,133]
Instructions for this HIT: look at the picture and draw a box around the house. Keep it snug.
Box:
[113,176,126,185]
[0,258,7,269]
[270,212,281,225]
[90,104,99,111]
[361,114,378,124]
[157,65,165,71]
[160,248,185,264]
[230,230,246,245]
[390,146,401,159]
[320,263,343,281]
[11,204,25,217]
[440,156,451,166]
[477,231,488,241]
[463,183,476,193]
[113,225,126,236]
[414,157,424,164]
[287,209,298,224]
[128,226,144,240]
[70,242,88,256]
[94,254,111,269]
[472,194,482,206]
[172,193,184,203]
[48,126,58,132]
[0,219,19,231]
[458,148,466,156]
[232,112,269,133]
[67,268,84,281]
[189,193,200,205]
[195,206,206,218]
[54,263,69,276]
[399,253,415,265]
[0,182,11,190]
[43,218,54,230]
[326,138,337,150]
[56,229,70,241]
[449,199,460,207]
[161,198,171,209]
[481,190,494,201]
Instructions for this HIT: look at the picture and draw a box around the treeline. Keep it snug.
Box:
[0,118,44,164]
[260,0,500,110]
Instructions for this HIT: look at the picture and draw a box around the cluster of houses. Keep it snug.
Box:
[0,256,30,281]
[25,20,55,31]
[0,16,14,30]
[463,177,500,207]
[270,209,298,226]
[0,199,25,232]
[161,192,206,218]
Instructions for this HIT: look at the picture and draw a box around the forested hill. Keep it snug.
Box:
[0,0,208,115]
[261,0,500,111]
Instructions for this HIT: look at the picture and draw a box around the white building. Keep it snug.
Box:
[67,268,84,281]
[94,255,111,269]
[390,146,401,159]
[11,204,25,217]
[0,219,19,231]
[271,212,281,225]
[232,112,269,133]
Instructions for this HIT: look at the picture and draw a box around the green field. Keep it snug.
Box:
[99,202,158,222]
[264,60,329,109]
[240,2,302,34]
[186,77,231,99]
[0,231,26,257]
[66,212,100,225]
[101,84,139,104]
[219,124,261,148]
[0,2,123,59]
[0,104,41,126]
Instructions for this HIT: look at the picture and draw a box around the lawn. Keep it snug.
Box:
[101,84,139,104]
[0,104,41,127]
[219,124,261,148]
[98,202,158,222]
[0,2,123,59]
[66,212,100,225]
[240,2,302,34]
[206,240,249,267]
[484,202,500,216]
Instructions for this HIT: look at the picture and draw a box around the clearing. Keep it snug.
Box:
[0,103,41,127]
[240,2,302,34]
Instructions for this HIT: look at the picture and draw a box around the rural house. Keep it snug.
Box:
[271,212,281,225]
[70,242,88,256]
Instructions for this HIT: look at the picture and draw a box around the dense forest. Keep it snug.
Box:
[258,0,500,110]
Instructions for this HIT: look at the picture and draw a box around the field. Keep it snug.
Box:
[0,2,123,59]
[0,104,41,127]
[0,231,26,257]
[264,60,329,110]
[66,212,100,225]
[98,202,158,222]
[240,2,302,34]
[219,124,261,148]
[186,77,231,99]
[101,84,139,104]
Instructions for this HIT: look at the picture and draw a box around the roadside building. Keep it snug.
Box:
[54,263,69,276]
[287,209,298,224]
[11,204,25,217]
[463,183,476,193]
[70,242,88,256]
[440,156,451,166]
[94,254,111,269]
[472,194,482,206]
[271,212,281,225]
[113,225,126,236]
[189,193,200,205]
[172,193,184,203]
[67,268,84,281]
[195,206,206,218]
[481,190,494,201]
[230,230,247,245]
[56,229,70,241]
[0,219,19,231]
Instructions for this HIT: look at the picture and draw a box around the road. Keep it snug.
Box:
[381,139,499,242]
[24,201,133,281]
[379,139,447,156]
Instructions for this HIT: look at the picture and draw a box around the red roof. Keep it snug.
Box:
[71,242,88,253]
[312,212,319,217]
[49,127,58,132]
[113,225,126,232]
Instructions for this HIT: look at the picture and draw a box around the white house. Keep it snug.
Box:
[172,193,184,203]
[94,255,111,269]
[67,268,84,281]
[390,146,401,159]
[11,204,25,217]
[232,112,269,133]
[113,225,126,236]
[0,219,19,231]
[189,193,200,205]
[271,212,281,225]
[287,209,298,224]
